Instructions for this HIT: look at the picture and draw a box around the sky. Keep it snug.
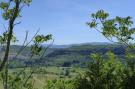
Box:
[0,0,135,45]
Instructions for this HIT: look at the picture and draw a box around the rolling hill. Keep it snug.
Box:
[0,42,127,68]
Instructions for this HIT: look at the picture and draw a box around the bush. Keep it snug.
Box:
[74,52,135,89]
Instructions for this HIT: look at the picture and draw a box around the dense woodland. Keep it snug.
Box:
[0,0,135,89]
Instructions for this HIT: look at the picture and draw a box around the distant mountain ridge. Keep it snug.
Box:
[43,42,112,48]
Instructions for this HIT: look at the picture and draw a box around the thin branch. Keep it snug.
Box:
[13,29,40,59]
[23,39,54,86]
[94,27,117,43]
[14,21,21,26]
[40,39,54,59]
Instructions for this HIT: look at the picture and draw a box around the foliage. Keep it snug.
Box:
[31,34,52,55]
[0,31,17,45]
[87,10,135,45]
[44,79,75,89]
[72,9,135,89]
[74,52,135,89]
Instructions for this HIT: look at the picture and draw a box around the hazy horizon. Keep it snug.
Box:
[10,42,113,46]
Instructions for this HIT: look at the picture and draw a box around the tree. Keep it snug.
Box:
[0,1,32,89]
[85,9,135,89]
[74,52,124,89]
[0,0,32,71]
[0,0,53,89]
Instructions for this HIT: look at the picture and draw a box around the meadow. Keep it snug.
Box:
[0,67,84,89]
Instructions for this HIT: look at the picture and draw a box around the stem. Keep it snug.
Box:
[4,62,8,89]
[0,0,20,72]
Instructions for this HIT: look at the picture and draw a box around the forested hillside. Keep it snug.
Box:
[3,43,127,68]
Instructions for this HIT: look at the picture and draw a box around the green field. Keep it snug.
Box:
[0,67,84,89]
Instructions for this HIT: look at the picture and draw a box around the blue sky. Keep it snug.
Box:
[0,0,135,45]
